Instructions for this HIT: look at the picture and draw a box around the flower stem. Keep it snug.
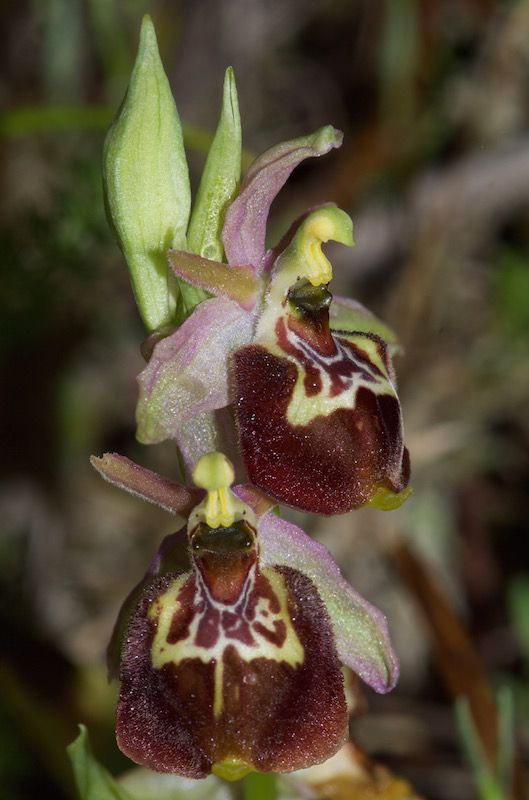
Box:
[241,772,277,800]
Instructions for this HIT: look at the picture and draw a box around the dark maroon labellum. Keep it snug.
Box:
[116,564,347,777]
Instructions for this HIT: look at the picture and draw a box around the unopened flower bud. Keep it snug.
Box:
[103,15,191,332]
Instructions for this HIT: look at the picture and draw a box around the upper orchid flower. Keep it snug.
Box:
[104,16,410,514]
[137,196,410,514]
[91,452,398,779]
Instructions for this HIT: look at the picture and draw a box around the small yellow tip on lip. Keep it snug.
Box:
[212,758,254,781]
[368,485,413,511]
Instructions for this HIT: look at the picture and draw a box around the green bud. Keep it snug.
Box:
[103,15,191,332]
[187,67,242,261]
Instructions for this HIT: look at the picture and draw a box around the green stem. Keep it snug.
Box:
[241,772,278,800]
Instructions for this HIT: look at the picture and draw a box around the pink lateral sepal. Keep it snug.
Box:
[90,453,202,515]
[168,250,259,311]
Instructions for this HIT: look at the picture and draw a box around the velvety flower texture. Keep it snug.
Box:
[136,128,410,514]
[91,452,399,780]
[97,20,407,789]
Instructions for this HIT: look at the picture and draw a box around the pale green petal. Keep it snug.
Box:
[187,67,242,262]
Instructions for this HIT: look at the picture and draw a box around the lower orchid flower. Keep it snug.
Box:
[92,451,398,780]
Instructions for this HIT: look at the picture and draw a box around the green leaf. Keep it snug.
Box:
[496,686,514,793]
[67,725,134,800]
[187,67,242,262]
[242,772,277,800]
[496,247,529,337]
[67,727,232,800]
[455,693,514,800]
[103,15,191,332]
[508,574,529,665]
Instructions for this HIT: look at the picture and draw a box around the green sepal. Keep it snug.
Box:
[187,67,242,262]
[329,297,401,356]
[67,725,135,800]
[103,15,191,332]
[168,250,258,310]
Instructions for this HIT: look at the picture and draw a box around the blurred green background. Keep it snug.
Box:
[1,1,529,798]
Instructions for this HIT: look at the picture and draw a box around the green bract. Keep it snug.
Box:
[67,726,135,800]
[103,15,191,332]
[67,726,230,800]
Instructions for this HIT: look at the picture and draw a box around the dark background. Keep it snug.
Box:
[1,1,529,798]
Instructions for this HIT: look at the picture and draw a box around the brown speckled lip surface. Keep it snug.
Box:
[116,567,347,777]
[232,339,408,514]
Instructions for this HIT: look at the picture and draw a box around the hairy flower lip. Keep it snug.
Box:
[116,563,348,778]
[93,450,399,777]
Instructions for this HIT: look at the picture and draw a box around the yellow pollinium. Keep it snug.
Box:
[192,452,236,528]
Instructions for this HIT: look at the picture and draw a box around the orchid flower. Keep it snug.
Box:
[136,145,410,514]
[103,16,410,516]
[93,16,408,790]
[91,452,398,780]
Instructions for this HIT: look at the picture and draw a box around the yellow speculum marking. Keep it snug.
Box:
[148,569,304,720]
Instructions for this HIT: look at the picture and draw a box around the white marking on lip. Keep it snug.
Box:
[149,566,304,718]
